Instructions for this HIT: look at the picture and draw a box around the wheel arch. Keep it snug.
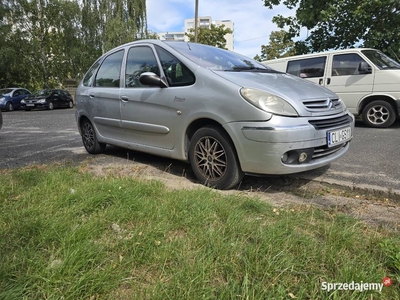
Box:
[77,115,91,136]
[358,95,398,116]
[184,118,240,164]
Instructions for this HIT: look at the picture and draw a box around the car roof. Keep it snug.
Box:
[263,48,379,63]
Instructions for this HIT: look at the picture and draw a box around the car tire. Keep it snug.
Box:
[68,100,74,108]
[81,119,106,154]
[6,102,14,111]
[189,125,244,190]
[47,102,54,110]
[362,100,396,128]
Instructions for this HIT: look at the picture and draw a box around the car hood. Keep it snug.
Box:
[213,71,342,115]
[26,96,46,100]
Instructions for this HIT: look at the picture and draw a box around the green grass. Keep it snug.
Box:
[0,165,399,299]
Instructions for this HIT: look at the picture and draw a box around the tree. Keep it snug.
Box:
[262,0,400,60]
[0,0,150,90]
[254,30,296,61]
[185,24,233,49]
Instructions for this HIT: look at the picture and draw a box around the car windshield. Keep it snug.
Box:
[0,88,13,95]
[32,90,52,97]
[166,41,277,72]
[362,50,400,70]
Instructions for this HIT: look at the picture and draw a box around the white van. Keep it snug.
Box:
[263,48,400,128]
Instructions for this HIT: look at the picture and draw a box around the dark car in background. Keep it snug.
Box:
[0,110,2,129]
[21,89,74,110]
[0,88,32,111]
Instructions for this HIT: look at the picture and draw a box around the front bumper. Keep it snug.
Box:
[224,112,355,175]
[21,103,49,109]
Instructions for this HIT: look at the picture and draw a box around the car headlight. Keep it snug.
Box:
[21,99,26,104]
[0,97,4,102]
[38,99,46,103]
[240,88,298,116]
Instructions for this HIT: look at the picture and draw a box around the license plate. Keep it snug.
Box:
[26,104,34,107]
[327,127,351,147]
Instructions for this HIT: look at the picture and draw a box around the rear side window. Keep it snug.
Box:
[155,45,195,87]
[332,53,367,76]
[83,61,100,87]
[95,50,124,87]
[287,57,326,78]
[125,46,160,88]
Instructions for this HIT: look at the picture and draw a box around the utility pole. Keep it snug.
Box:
[194,0,199,43]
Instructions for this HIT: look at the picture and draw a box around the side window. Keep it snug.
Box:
[332,53,366,76]
[95,50,124,88]
[155,45,195,87]
[125,46,160,88]
[83,61,101,87]
[287,57,326,78]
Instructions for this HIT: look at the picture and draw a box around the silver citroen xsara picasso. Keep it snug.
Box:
[76,40,354,189]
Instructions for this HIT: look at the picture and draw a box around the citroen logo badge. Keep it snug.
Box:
[327,98,333,109]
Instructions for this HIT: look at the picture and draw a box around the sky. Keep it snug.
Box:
[146,0,298,59]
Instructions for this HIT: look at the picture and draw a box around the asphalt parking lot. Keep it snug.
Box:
[1,109,400,195]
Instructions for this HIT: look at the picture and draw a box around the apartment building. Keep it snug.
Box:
[158,16,234,50]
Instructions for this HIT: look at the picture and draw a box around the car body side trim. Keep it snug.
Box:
[93,117,121,128]
[121,120,170,134]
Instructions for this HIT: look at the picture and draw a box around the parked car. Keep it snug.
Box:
[0,88,32,111]
[76,40,355,189]
[21,89,74,110]
[262,48,400,128]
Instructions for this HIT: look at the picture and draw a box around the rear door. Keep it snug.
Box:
[86,50,125,141]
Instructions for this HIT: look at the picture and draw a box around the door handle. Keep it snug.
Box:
[327,78,331,85]
[89,93,95,98]
[319,78,323,85]
[120,96,129,102]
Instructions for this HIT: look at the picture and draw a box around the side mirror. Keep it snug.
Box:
[139,72,168,88]
[358,62,372,74]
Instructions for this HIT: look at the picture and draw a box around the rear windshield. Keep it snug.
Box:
[362,50,400,70]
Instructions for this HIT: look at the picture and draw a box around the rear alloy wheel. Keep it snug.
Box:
[81,119,106,154]
[47,102,54,110]
[189,126,243,190]
[6,102,14,111]
[68,100,74,108]
[362,100,396,128]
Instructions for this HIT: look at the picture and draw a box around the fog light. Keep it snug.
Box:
[281,153,288,163]
[298,152,308,163]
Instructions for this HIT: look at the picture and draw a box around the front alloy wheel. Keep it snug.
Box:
[189,126,243,189]
[6,102,14,111]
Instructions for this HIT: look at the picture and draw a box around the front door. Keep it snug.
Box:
[324,53,374,114]
[120,45,174,149]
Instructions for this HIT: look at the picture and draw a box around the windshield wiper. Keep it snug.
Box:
[225,66,280,73]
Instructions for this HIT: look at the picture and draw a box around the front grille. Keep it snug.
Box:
[308,114,353,130]
[302,98,342,111]
[312,143,347,160]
